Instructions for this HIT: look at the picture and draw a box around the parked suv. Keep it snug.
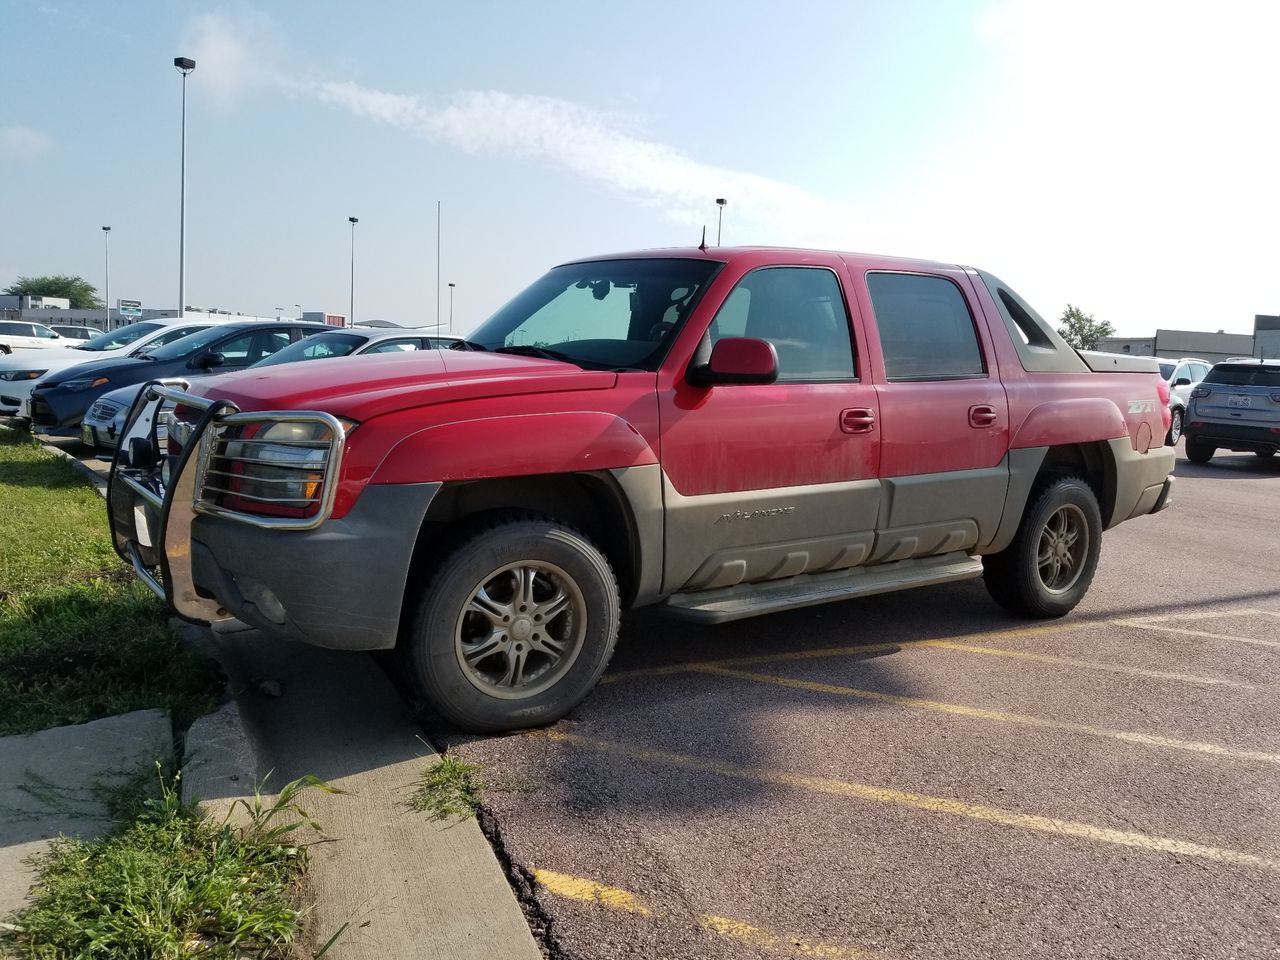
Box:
[0,320,63,353]
[1183,359,1280,462]
[1156,357,1211,445]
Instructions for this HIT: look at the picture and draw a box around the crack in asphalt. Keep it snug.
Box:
[475,802,567,960]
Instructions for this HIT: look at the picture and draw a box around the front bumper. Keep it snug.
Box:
[106,382,439,651]
[1184,420,1280,454]
[30,385,92,435]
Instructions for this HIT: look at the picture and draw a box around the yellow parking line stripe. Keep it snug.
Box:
[533,867,873,959]
[602,622,1080,685]
[1112,619,1280,650]
[542,731,1280,872]
[694,666,1280,765]
[920,640,1261,691]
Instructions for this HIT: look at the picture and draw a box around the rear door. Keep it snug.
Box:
[853,269,1010,561]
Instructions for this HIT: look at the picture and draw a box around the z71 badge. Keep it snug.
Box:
[1128,399,1155,414]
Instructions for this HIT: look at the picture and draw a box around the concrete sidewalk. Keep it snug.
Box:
[0,709,173,918]
[213,629,541,960]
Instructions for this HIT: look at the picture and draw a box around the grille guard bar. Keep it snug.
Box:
[105,380,347,625]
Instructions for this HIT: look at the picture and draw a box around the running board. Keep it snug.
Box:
[662,552,983,624]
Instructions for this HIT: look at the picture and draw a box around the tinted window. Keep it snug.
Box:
[254,332,364,367]
[1158,363,1176,379]
[212,330,292,366]
[1203,364,1280,387]
[77,322,164,351]
[0,323,18,335]
[708,267,855,381]
[147,325,248,361]
[867,273,985,381]
[136,324,211,352]
[364,339,422,354]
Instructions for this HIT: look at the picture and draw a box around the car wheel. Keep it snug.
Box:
[1257,449,1276,459]
[1165,408,1183,446]
[402,512,620,733]
[0,345,9,355]
[1185,438,1214,463]
[982,477,1102,619]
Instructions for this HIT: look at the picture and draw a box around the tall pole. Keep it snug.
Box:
[102,226,111,330]
[448,282,455,331]
[348,217,358,328]
[174,57,196,316]
[436,200,441,329]
[295,303,302,319]
[715,198,727,246]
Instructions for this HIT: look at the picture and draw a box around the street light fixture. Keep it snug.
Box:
[174,56,196,317]
[348,217,358,328]
[448,282,455,331]
[295,303,303,319]
[274,306,283,319]
[715,198,727,246]
[101,226,111,330]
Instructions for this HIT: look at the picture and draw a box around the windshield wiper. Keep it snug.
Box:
[495,345,580,365]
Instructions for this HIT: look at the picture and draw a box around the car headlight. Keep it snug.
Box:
[0,370,44,382]
[60,376,111,392]
[222,420,347,504]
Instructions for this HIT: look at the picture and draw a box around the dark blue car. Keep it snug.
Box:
[30,320,330,435]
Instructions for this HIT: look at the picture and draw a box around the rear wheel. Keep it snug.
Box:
[1165,408,1183,445]
[0,345,9,355]
[983,477,1102,619]
[402,513,620,732]
[1185,438,1214,463]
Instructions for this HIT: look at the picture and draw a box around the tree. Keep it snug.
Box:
[3,275,103,309]
[1056,304,1115,351]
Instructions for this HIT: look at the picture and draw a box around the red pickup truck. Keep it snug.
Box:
[108,247,1174,731]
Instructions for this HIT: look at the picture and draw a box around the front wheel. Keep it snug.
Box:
[402,514,620,732]
[1165,408,1183,445]
[1185,438,1214,463]
[982,477,1103,619]
[0,345,10,355]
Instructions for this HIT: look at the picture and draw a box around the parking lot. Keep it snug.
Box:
[436,448,1280,959]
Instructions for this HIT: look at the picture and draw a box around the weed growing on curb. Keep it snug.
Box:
[1,764,336,960]
[411,755,482,821]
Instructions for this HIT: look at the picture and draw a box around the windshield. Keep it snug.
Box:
[468,258,721,370]
[253,332,365,368]
[1203,364,1280,386]
[1158,363,1175,379]
[145,325,243,361]
[76,322,164,352]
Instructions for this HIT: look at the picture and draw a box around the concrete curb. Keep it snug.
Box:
[36,435,109,498]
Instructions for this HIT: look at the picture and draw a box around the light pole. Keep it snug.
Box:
[448,282,455,331]
[101,226,111,330]
[274,306,283,319]
[348,216,358,328]
[715,198,727,246]
[174,56,196,316]
[295,303,302,319]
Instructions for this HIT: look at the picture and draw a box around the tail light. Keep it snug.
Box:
[1191,386,1212,399]
[1155,377,1170,406]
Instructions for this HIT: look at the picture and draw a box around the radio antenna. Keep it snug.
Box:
[698,225,707,251]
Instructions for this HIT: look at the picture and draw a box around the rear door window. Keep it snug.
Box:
[867,273,986,381]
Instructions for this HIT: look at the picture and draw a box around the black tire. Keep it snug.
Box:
[1165,408,1183,446]
[1257,449,1276,459]
[1185,438,1214,463]
[0,345,9,355]
[402,513,619,732]
[982,477,1103,619]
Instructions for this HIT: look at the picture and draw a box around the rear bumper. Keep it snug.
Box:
[1184,421,1280,453]
[1107,439,1176,527]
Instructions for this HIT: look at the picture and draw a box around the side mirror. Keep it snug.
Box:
[193,351,226,370]
[687,337,779,387]
[1174,377,1192,387]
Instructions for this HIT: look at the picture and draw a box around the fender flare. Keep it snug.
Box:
[1010,398,1128,449]
[370,411,659,485]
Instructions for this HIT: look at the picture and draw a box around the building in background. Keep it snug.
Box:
[1099,317,1275,362]
[0,296,281,332]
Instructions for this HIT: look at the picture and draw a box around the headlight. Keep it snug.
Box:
[60,376,110,392]
[0,370,44,382]
[223,421,336,504]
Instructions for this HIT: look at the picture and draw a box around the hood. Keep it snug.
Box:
[0,346,121,374]
[187,350,618,420]
[40,355,157,387]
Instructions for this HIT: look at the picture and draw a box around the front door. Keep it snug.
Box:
[658,261,882,593]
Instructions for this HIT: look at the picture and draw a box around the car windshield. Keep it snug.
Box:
[467,258,722,371]
[1158,363,1175,379]
[75,322,165,352]
[144,325,245,361]
[253,332,365,367]
[1203,364,1280,386]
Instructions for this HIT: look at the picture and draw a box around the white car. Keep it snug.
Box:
[0,317,227,417]
[80,327,462,448]
[1156,356,1212,445]
[0,319,64,353]
[49,325,96,341]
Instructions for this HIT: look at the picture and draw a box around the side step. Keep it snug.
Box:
[662,551,983,624]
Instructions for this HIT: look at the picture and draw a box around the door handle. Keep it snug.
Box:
[840,407,876,434]
[969,404,998,428]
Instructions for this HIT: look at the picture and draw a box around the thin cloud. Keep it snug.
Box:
[0,125,52,162]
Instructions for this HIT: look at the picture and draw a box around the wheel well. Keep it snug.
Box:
[1036,442,1114,522]
[405,472,640,610]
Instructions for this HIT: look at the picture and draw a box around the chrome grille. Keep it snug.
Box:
[88,399,121,421]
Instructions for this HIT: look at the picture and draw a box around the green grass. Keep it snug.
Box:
[0,428,222,735]
[411,755,483,821]
[1,766,329,960]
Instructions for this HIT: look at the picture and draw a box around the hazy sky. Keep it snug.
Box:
[3,0,1278,335]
